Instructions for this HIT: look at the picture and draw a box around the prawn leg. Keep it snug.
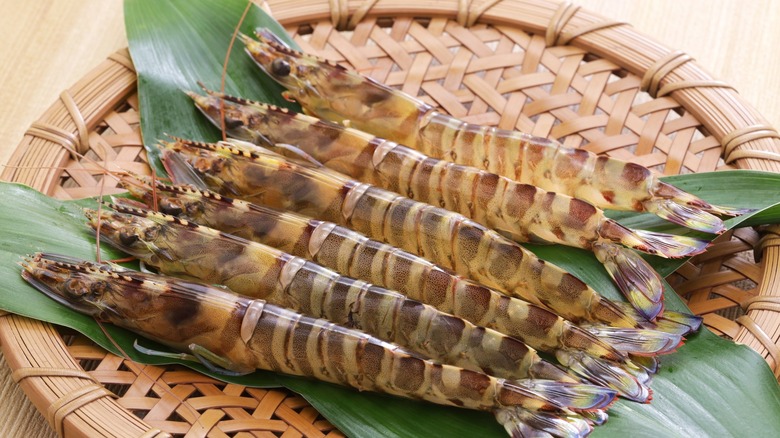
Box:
[134,341,251,376]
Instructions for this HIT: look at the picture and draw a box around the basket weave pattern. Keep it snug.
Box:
[66,332,341,437]
[2,0,780,436]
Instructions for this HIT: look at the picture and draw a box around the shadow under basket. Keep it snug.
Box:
[2,0,780,436]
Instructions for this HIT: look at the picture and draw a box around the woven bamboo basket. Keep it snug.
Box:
[2,0,780,436]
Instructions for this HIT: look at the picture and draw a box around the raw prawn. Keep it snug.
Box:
[243,29,748,236]
[21,252,615,437]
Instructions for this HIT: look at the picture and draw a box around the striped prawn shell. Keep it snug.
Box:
[20,253,568,413]
[157,138,639,328]
[121,180,626,363]
[414,115,655,212]
[86,206,574,383]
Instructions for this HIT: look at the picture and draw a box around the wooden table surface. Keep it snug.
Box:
[1,0,778,436]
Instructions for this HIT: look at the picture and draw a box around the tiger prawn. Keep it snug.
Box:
[21,252,615,437]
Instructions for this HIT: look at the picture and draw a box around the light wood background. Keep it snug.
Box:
[0,0,778,436]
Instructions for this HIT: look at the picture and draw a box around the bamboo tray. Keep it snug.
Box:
[2,0,780,436]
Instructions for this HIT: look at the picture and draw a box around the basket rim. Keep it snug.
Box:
[2,0,780,436]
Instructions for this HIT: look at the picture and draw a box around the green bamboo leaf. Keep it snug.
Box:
[124,0,300,175]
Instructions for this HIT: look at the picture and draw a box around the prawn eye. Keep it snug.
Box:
[159,200,183,216]
[64,278,89,297]
[185,202,204,216]
[271,58,291,77]
[119,228,140,246]
[224,117,244,130]
[143,226,160,241]
[90,280,109,295]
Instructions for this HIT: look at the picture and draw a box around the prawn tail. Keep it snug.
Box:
[651,310,704,335]
[555,351,652,403]
[653,181,753,220]
[588,295,645,329]
[598,218,710,258]
[705,204,756,217]
[585,326,684,356]
[627,354,660,375]
[632,229,711,258]
[578,409,609,426]
[494,407,592,438]
[615,303,703,336]
[561,325,627,362]
[643,198,727,234]
[592,242,665,321]
[511,380,617,411]
[527,360,583,383]
[156,142,210,190]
